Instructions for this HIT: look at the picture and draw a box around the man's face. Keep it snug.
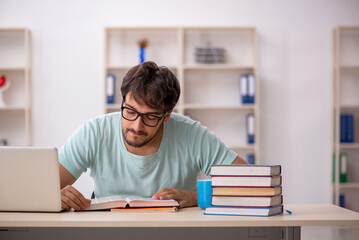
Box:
[121,93,167,148]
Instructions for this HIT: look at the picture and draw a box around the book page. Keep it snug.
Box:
[91,195,125,204]
[126,197,177,203]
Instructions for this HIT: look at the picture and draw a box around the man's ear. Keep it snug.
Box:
[163,110,173,123]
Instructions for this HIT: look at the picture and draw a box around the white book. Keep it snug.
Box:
[86,195,179,210]
[204,205,283,217]
[211,175,282,187]
[211,165,281,176]
[212,195,283,207]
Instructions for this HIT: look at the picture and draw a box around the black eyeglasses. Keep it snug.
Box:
[121,102,168,127]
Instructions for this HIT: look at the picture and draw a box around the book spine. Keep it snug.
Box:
[106,74,116,104]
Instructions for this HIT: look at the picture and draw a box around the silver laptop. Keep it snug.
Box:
[0,147,62,212]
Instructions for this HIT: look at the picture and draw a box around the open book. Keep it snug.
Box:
[86,195,179,211]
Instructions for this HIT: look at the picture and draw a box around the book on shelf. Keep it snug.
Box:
[332,152,348,183]
[86,195,179,211]
[248,73,255,104]
[247,154,255,164]
[211,175,282,187]
[239,73,255,104]
[246,113,255,144]
[212,195,282,207]
[106,74,116,104]
[204,205,283,217]
[212,186,282,196]
[111,206,178,213]
[240,74,249,104]
[340,114,354,143]
[210,165,281,176]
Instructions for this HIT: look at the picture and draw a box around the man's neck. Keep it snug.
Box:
[124,125,164,156]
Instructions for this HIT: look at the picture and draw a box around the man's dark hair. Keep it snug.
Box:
[121,61,180,112]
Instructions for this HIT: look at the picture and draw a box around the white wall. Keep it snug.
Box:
[1,0,359,202]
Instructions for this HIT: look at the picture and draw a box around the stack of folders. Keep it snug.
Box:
[205,165,283,217]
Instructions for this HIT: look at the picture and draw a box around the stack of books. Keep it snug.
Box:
[204,165,283,217]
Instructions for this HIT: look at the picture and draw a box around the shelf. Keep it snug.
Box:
[0,67,26,71]
[339,143,359,150]
[105,104,122,110]
[107,104,255,111]
[229,144,256,150]
[339,105,359,110]
[0,28,31,146]
[184,64,255,71]
[104,27,259,163]
[0,107,26,111]
[339,182,359,189]
[339,65,359,70]
[184,104,255,110]
[107,65,178,71]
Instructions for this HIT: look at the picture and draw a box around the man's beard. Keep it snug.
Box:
[122,124,162,148]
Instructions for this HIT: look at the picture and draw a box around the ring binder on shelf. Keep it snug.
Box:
[106,74,116,104]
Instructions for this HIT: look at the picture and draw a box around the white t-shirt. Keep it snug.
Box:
[59,112,237,198]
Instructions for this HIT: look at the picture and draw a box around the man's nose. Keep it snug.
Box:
[132,116,146,130]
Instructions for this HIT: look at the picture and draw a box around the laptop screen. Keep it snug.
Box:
[0,147,62,212]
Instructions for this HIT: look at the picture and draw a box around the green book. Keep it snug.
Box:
[332,152,348,183]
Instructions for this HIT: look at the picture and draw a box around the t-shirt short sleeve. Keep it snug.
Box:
[187,120,237,176]
[58,120,99,179]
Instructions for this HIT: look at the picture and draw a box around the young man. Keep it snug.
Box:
[59,61,247,210]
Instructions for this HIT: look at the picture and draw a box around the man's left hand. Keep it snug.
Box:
[152,188,197,208]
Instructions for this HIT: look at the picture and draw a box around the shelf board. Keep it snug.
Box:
[339,65,359,70]
[107,65,178,71]
[229,144,256,150]
[0,67,26,71]
[106,27,178,31]
[184,104,255,110]
[339,182,359,189]
[339,105,359,110]
[184,64,255,70]
[183,26,256,31]
[107,104,255,111]
[339,143,359,150]
[105,104,122,110]
[0,106,26,111]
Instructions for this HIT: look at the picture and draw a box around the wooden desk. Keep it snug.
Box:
[1,204,359,240]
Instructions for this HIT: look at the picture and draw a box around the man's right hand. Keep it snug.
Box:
[61,185,91,210]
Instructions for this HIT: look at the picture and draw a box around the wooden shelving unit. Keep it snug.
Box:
[0,28,31,146]
[333,26,359,211]
[104,27,259,163]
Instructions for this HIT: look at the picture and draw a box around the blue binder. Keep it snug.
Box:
[106,74,116,104]
[240,74,248,104]
[340,194,345,208]
[247,153,255,164]
[247,73,255,104]
[240,74,256,104]
[340,114,346,143]
[347,114,354,143]
[341,114,355,143]
[246,113,255,144]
